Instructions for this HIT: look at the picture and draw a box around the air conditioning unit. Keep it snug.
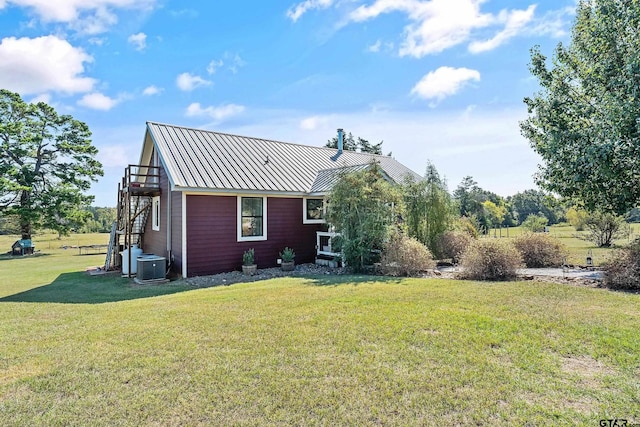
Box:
[137,256,166,280]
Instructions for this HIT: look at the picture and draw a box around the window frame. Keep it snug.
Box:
[303,197,326,224]
[237,196,268,242]
[152,195,160,231]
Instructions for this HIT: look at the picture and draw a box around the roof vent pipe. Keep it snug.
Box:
[337,128,344,154]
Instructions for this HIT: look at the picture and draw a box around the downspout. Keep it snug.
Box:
[166,189,172,274]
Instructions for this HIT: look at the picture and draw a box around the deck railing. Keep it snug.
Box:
[122,164,161,192]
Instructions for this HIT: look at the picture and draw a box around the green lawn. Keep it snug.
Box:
[1,236,639,425]
[483,223,639,266]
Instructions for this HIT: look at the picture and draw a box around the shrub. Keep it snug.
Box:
[436,231,473,264]
[458,239,522,281]
[380,232,435,277]
[513,233,567,268]
[566,206,588,231]
[521,214,548,232]
[456,216,480,239]
[584,211,630,247]
[603,239,640,291]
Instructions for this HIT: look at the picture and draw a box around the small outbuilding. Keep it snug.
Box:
[12,239,34,256]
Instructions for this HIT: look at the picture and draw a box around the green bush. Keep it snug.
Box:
[604,239,640,291]
[436,231,473,264]
[521,214,548,233]
[380,231,435,277]
[456,216,480,239]
[458,239,522,281]
[513,233,567,268]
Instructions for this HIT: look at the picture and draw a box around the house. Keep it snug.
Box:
[114,122,420,278]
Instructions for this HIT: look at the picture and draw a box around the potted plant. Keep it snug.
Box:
[280,247,295,271]
[242,248,257,275]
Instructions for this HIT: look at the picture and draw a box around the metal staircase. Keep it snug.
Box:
[105,164,160,275]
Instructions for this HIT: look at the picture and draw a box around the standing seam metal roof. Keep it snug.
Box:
[147,121,421,193]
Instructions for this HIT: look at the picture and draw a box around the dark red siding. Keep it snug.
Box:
[170,191,182,274]
[142,162,183,276]
[143,162,168,257]
[186,195,323,277]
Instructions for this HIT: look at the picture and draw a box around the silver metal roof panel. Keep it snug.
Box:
[147,121,421,194]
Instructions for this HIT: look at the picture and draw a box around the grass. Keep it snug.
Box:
[1,235,640,425]
[0,233,190,302]
[483,223,640,266]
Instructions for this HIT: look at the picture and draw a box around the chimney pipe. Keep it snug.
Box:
[337,128,344,153]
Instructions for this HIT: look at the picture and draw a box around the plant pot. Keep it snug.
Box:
[242,264,257,276]
[281,261,295,271]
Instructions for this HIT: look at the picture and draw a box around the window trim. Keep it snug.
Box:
[152,196,160,231]
[303,197,326,224]
[237,196,268,242]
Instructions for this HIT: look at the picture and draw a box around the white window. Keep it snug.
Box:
[303,197,326,224]
[237,196,267,241]
[152,196,160,231]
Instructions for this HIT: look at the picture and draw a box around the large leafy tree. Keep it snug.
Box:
[508,189,561,225]
[521,0,640,214]
[453,176,512,229]
[0,89,103,239]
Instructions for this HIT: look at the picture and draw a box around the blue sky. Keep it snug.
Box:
[0,0,576,206]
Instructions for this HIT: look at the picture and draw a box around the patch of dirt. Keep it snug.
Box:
[561,355,616,379]
[520,275,603,288]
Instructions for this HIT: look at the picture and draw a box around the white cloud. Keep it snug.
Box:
[469,5,536,53]
[97,144,129,168]
[185,102,245,122]
[0,0,157,33]
[411,66,480,104]
[349,0,538,57]
[77,92,120,110]
[176,72,212,91]
[71,6,117,34]
[0,35,95,95]
[29,93,51,104]
[142,85,162,96]
[286,0,334,22]
[300,115,329,130]
[206,59,224,75]
[227,53,245,74]
[88,37,106,45]
[127,32,147,51]
[527,6,575,38]
[367,40,381,52]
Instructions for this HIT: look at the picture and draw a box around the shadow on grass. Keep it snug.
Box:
[0,253,51,262]
[0,271,193,304]
[301,274,405,287]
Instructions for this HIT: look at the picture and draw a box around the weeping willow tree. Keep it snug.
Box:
[326,163,402,272]
[402,162,454,257]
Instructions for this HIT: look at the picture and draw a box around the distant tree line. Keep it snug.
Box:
[0,206,116,235]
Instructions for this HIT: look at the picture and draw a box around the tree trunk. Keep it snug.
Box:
[20,190,31,240]
[20,220,31,240]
